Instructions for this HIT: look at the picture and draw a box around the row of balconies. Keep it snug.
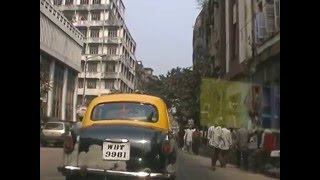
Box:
[77,74,134,91]
[77,88,112,96]
[72,19,123,27]
[78,71,118,79]
[83,37,123,44]
[78,71,134,85]
[80,55,135,70]
[56,4,110,11]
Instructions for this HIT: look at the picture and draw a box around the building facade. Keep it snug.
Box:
[53,0,137,105]
[134,61,156,91]
[194,0,280,130]
[192,0,226,77]
[40,0,84,121]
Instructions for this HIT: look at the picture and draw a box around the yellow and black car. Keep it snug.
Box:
[58,93,177,180]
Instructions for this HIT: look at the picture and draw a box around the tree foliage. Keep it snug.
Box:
[143,67,201,126]
[40,71,52,98]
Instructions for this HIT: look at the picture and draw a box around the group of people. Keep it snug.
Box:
[177,124,278,172]
[208,126,277,172]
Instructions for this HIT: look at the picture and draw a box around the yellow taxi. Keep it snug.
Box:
[58,93,177,180]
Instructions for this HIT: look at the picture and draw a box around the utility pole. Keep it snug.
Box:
[99,6,106,96]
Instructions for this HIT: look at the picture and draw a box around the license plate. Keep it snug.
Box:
[102,142,130,161]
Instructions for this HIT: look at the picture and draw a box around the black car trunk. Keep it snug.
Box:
[77,124,168,172]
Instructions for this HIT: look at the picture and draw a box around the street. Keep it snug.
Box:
[40,147,277,180]
[40,147,64,180]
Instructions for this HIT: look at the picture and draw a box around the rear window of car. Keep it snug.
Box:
[91,101,159,122]
[44,122,64,130]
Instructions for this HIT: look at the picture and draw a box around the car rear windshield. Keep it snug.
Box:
[44,122,64,130]
[91,102,159,122]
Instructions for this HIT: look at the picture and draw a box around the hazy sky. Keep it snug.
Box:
[122,0,201,76]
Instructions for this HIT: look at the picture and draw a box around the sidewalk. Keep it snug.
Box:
[179,148,279,180]
[196,145,280,179]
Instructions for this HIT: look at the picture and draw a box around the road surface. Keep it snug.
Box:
[40,147,277,180]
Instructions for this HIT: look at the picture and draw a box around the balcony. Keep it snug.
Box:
[73,20,123,27]
[77,88,100,96]
[101,72,118,79]
[77,88,112,96]
[78,72,102,78]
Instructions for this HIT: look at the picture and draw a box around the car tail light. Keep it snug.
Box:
[162,140,171,156]
[64,134,74,154]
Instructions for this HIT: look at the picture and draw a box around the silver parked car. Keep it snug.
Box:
[40,121,71,147]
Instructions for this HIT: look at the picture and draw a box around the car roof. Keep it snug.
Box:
[91,93,165,105]
[82,93,170,131]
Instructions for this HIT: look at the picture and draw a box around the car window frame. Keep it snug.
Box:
[90,101,159,123]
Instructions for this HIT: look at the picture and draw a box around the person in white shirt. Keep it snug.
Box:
[208,125,223,170]
[219,127,233,167]
[184,126,195,153]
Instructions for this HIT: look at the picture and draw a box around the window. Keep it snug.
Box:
[52,63,64,118]
[90,45,99,54]
[82,44,87,54]
[88,62,97,72]
[80,0,89,4]
[90,29,100,38]
[105,80,114,89]
[275,0,280,30]
[81,61,85,71]
[44,122,64,130]
[53,0,62,5]
[63,12,74,22]
[108,28,117,37]
[91,102,158,122]
[87,79,97,89]
[66,71,76,120]
[106,63,116,72]
[79,28,87,37]
[107,45,117,55]
[91,12,100,21]
[92,0,101,4]
[65,0,73,5]
[78,79,84,88]
[79,12,88,21]
[230,1,237,59]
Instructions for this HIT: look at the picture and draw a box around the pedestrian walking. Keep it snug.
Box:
[208,125,223,170]
[178,125,185,149]
[248,128,259,172]
[184,125,195,153]
[258,129,276,172]
[219,126,233,168]
[236,127,250,170]
[192,126,201,155]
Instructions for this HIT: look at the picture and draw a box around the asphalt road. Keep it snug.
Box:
[40,147,277,180]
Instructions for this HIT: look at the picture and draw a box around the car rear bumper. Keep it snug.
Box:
[57,165,173,178]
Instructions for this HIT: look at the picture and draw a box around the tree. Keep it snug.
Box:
[143,67,201,126]
[40,71,52,98]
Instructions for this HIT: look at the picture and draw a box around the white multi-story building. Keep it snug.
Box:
[52,0,137,105]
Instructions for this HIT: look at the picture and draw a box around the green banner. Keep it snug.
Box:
[200,78,251,128]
